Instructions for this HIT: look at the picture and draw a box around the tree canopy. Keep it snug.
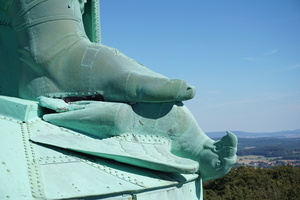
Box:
[203,165,300,200]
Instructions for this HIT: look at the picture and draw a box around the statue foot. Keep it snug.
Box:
[6,0,195,102]
[198,132,237,182]
[38,97,238,181]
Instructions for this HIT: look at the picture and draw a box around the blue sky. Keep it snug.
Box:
[100,0,300,133]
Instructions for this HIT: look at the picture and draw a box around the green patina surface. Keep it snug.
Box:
[0,0,237,199]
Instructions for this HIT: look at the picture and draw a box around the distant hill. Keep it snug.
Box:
[206,129,300,139]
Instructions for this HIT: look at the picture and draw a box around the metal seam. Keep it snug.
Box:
[15,15,81,31]
[11,0,49,27]
[21,122,45,199]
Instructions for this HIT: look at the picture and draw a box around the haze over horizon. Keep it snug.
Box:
[100,0,300,133]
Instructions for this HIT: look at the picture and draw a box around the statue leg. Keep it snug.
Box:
[4,0,195,102]
[39,97,211,153]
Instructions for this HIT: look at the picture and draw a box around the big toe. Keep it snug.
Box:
[220,131,238,147]
[169,79,196,101]
[211,132,237,158]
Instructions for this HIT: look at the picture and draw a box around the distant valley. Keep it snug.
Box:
[206,129,300,168]
[206,129,300,139]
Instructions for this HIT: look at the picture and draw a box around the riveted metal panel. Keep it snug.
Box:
[135,181,201,200]
[0,119,33,199]
[0,96,200,199]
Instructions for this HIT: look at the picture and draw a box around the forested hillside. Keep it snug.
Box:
[203,165,300,200]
